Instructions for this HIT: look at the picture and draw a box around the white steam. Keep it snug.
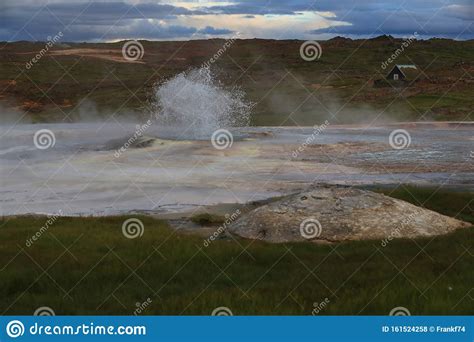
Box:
[152,67,252,139]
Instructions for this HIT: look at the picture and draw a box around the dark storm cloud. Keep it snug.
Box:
[0,0,472,41]
[204,0,473,38]
[198,26,234,35]
[0,1,208,41]
[308,0,474,38]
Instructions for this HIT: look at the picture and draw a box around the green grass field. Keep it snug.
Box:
[1,38,473,124]
[372,185,474,223]
[0,186,472,315]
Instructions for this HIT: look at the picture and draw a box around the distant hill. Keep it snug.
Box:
[0,38,472,124]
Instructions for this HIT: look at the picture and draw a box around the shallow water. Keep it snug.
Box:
[0,123,472,216]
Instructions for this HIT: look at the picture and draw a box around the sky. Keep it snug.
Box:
[1,0,473,42]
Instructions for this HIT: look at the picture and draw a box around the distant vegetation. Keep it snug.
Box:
[190,213,226,226]
[0,186,472,315]
[372,185,473,224]
[1,37,473,124]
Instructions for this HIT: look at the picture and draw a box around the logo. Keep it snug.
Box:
[122,40,145,61]
[211,306,233,316]
[211,129,233,150]
[34,306,55,316]
[6,320,25,338]
[299,218,322,239]
[122,218,145,239]
[300,41,322,61]
[389,306,411,316]
[389,129,411,150]
[33,129,56,150]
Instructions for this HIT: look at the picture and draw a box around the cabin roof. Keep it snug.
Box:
[388,64,420,79]
[396,64,417,69]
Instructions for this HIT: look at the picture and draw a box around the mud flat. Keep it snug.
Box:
[0,122,472,216]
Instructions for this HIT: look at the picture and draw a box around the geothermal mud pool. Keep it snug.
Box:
[0,122,472,216]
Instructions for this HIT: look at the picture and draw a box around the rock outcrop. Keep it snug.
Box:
[228,185,471,243]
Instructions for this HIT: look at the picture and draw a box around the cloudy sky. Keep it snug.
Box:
[1,0,473,41]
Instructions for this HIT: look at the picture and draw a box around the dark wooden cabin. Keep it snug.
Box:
[386,64,418,81]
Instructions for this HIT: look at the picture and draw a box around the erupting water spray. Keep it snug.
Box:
[152,67,252,139]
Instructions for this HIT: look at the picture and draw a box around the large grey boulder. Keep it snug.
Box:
[228,185,471,243]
